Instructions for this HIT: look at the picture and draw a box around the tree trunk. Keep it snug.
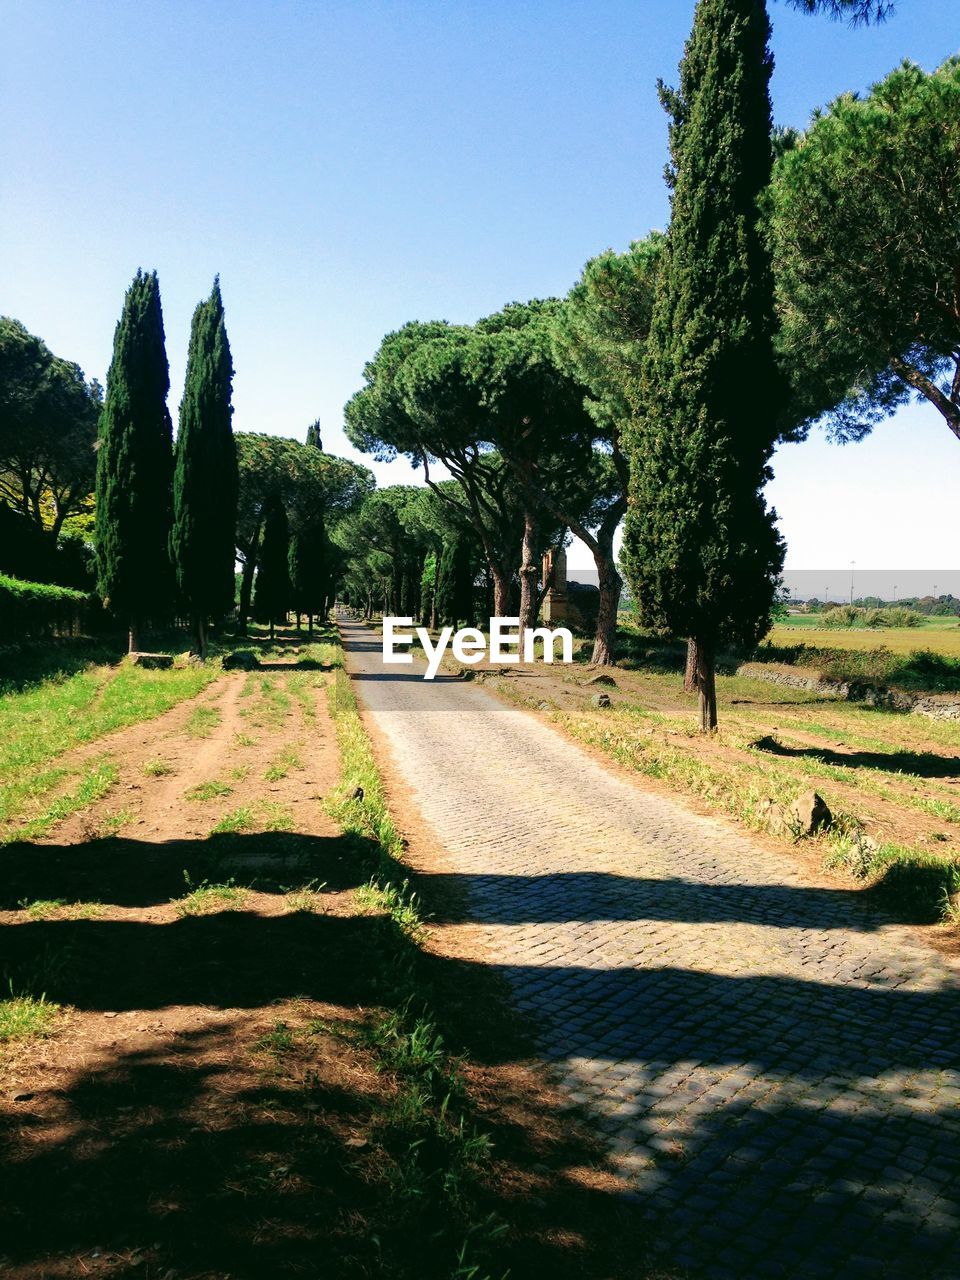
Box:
[238,558,256,636]
[518,510,539,637]
[490,564,511,618]
[308,614,314,636]
[695,640,717,733]
[196,615,208,661]
[128,622,139,654]
[684,638,698,693]
[591,553,623,666]
[270,618,275,641]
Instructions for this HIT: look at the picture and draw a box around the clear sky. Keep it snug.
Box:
[2,0,955,570]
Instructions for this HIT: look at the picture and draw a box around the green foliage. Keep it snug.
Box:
[94,270,174,631]
[769,57,960,441]
[0,317,101,540]
[171,278,238,631]
[624,0,785,677]
[254,491,292,625]
[0,573,91,641]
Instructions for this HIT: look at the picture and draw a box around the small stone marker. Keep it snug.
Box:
[591,692,612,709]
[127,652,173,670]
[585,673,618,687]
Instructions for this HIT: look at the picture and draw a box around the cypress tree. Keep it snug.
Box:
[171,278,238,657]
[254,491,291,640]
[289,517,328,633]
[95,270,174,651]
[622,0,785,732]
[305,420,323,450]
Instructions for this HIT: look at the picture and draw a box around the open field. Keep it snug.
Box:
[0,628,644,1280]
[768,617,960,657]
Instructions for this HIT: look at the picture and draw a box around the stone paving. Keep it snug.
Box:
[340,618,960,1279]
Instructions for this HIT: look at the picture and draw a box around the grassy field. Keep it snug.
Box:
[769,616,960,657]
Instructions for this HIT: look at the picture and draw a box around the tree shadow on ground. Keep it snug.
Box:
[0,828,651,1280]
[0,830,371,909]
[753,736,960,779]
[420,870,898,932]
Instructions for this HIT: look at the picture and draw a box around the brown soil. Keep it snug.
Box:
[1,636,655,1280]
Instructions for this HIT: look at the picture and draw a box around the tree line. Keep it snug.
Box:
[338,0,957,729]
[1,275,373,652]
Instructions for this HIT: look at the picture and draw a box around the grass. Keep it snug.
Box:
[283,880,328,913]
[258,800,294,831]
[185,704,222,738]
[496,670,960,927]
[185,779,233,802]
[20,899,103,920]
[143,759,174,777]
[173,875,247,917]
[211,807,254,834]
[323,664,505,1276]
[0,990,60,1042]
[264,745,304,781]
[0,658,217,830]
[234,732,256,747]
[3,760,119,845]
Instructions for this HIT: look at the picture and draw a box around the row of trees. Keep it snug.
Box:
[94,270,236,654]
[339,0,958,730]
[1,272,376,653]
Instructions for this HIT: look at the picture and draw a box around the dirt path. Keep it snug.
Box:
[340,616,960,1280]
[0,659,373,1278]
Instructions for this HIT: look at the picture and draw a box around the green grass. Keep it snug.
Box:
[258,800,294,832]
[185,779,233,802]
[283,881,328,913]
[143,758,174,777]
[323,662,503,1273]
[173,875,247,916]
[3,760,119,845]
[20,898,103,920]
[211,806,254,834]
[0,660,217,787]
[264,746,304,781]
[185,704,222,738]
[0,992,60,1042]
[233,732,256,748]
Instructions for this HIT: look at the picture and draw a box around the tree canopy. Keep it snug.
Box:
[769,56,960,443]
[0,317,101,540]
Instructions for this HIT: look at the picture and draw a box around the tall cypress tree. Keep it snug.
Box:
[254,491,291,640]
[289,518,328,633]
[95,270,174,652]
[171,278,238,657]
[305,420,323,450]
[623,0,785,733]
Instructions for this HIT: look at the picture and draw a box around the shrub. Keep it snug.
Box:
[0,574,95,642]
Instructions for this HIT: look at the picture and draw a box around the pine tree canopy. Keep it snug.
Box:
[171,278,238,626]
[94,269,174,628]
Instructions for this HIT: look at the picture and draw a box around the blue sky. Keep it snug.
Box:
[2,0,955,569]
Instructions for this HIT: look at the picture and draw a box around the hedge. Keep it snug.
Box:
[0,574,96,641]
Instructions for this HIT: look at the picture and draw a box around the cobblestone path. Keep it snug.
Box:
[341,619,960,1278]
